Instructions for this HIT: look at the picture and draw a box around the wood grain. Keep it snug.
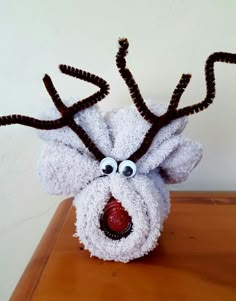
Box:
[10,192,236,301]
[10,198,73,301]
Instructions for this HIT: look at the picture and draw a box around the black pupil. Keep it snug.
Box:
[102,165,113,175]
[123,166,133,177]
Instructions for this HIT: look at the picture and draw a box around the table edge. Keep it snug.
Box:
[10,198,73,301]
[9,191,236,300]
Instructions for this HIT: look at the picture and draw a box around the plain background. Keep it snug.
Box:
[0,0,236,299]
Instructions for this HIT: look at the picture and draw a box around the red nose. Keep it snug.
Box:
[103,197,131,233]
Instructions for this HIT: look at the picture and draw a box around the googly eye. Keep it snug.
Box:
[118,160,137,178]
[100,157,118,175]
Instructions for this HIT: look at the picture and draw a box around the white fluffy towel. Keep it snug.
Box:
[37,102,202,262]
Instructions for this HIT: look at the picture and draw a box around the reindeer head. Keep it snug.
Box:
[1,39,236,262]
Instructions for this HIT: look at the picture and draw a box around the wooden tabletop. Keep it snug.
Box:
[10,192,236,301]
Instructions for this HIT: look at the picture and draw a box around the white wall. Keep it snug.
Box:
[0,0,236,299]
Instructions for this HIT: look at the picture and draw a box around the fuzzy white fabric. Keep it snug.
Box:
[37,101,202,262]
[37,141,101,195]
[39,105,112,156]
[160,139,202,184]
[74,174,165,262]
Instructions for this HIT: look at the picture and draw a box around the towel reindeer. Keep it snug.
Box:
[1,39,236,262]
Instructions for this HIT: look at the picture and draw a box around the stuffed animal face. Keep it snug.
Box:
[37,103,201,262]
[1,38,236,262]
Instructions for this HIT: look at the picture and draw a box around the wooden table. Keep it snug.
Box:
[10,192,236,301]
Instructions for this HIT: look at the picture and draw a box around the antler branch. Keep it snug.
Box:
[0,114,66,129]
[167,74,192,111]
[0,66,110,161]
[42,72,107,161]
[125,47,236,162]
[174,52,236,118]
[116,38,157,123]
[59,65,110,116]
[43,74,68,113]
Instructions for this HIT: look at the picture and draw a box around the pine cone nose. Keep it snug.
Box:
[102,198,132,234]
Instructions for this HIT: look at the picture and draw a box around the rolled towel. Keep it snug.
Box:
[38,104,202,262]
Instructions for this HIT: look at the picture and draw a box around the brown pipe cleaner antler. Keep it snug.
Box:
[116,38,236,162]
[0,66,110,161]
[1,39,236,163]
